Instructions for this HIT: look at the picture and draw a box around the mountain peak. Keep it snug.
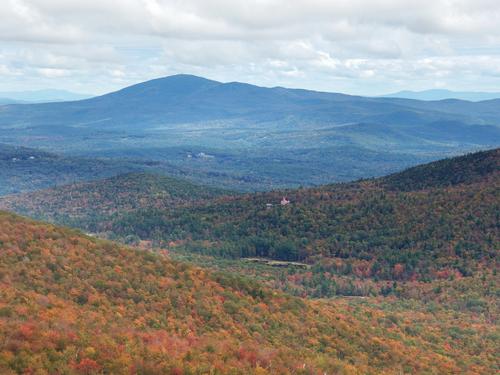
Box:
[102,74,221,100]
[136,73,221,87]
[154,73,221,84]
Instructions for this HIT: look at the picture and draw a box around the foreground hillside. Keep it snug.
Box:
[0,172,228,233]
[0,211,497,374]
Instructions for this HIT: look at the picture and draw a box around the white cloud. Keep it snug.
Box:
[36,68,70,78]
[0,0,499,94]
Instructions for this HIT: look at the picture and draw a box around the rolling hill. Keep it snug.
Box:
[382,147,500,190]
[103,148,499,284]
[0,172,228,232]
[0,143,318,194]
[0,211,497,374]
[4,148,498,290]
[1,74,498,190]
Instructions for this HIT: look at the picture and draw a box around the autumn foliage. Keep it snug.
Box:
[110,149,499,283]
[0,212,498,374]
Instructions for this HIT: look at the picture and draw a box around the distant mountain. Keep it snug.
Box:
[381,89,500,101]
[0,88,92,103]
[0,74,499,190]
[4,75,500,127]
[0,210,497,373]
[0,98,27,105]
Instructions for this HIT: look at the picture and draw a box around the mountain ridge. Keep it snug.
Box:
[0,74,499,191]
[3,74,500,125]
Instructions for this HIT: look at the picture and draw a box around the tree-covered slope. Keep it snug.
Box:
[2,149,498,285]
[108,148,499,281]
[0,211,497,374]
[383,148,499,191]
[0,172,228,232]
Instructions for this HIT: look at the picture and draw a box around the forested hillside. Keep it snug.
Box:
[107,149,499,283]
[0,172,228,232]
[3,149,498,299]
[382,148,499,191]
[0,211,497,374]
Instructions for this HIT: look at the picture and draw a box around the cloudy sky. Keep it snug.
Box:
[1,0,500,95]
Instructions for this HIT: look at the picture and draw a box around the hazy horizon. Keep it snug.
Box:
[3,73,500,100]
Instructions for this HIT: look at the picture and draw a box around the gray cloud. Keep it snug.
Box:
[0,0,499,95]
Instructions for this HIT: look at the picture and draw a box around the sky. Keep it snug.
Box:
[1,0,500,96]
